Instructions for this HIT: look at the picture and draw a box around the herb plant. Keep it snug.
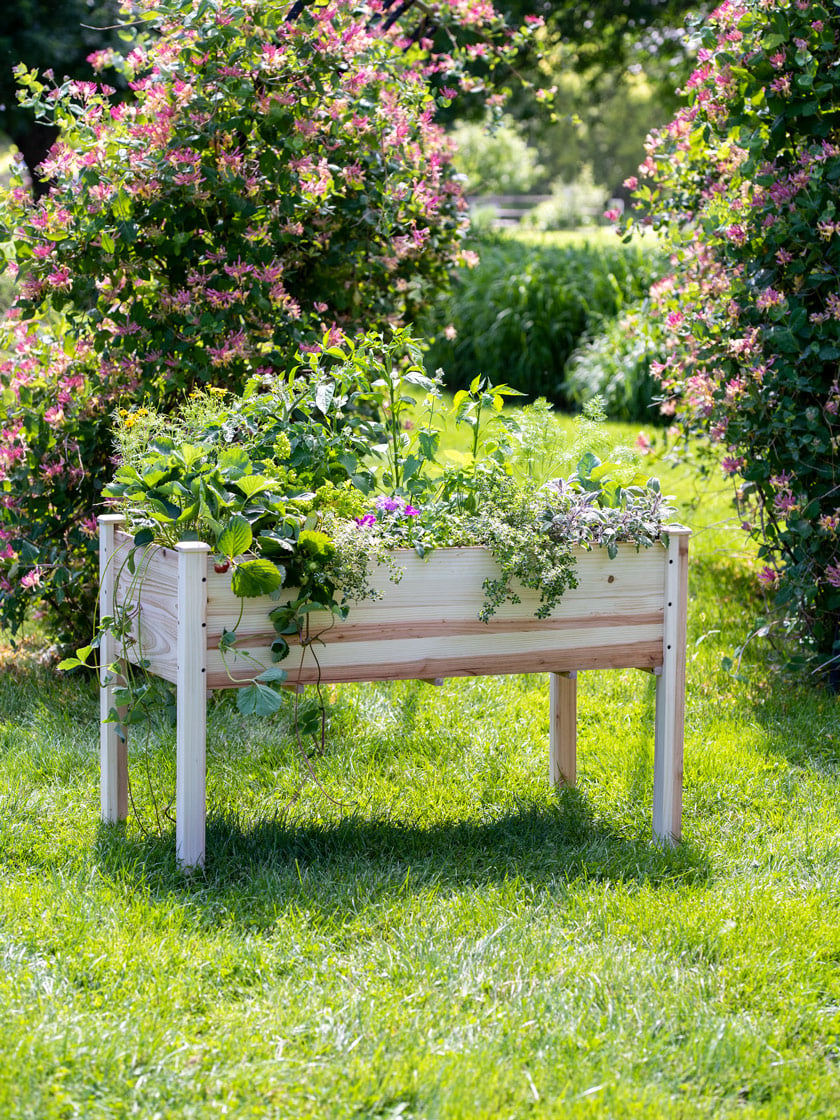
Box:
[69,332,676,724]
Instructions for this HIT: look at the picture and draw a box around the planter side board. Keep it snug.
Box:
[109,535,668,685]
[100,518,690,868]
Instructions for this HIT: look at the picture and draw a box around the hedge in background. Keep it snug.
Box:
[565,298,669,425]
[420,234,664,405]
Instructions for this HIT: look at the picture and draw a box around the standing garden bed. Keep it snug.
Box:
[99,516,689,869]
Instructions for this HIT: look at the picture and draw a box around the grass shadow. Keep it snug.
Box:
[93,789,710,928]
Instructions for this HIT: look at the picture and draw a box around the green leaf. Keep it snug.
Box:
[315,381,335,414]
[235,475,272,499]
[219,628,237,652]
[417,431,439,461]
[270,605,299,634]
[256,665,288,684]
[590,461,620,483]
[403,369,436,391]
[217,515,253,559]
[600,480,623,509]
[148,496,182,521]
[237,682,283,717]
[140,466,170,487]
[175,444,205,469]
[401,454,421,483]
[258,529,295,555]
[176,501,200,524]
[217,447,252,476]
[133,528,154,547]
[231,558,284,597]
[576,452,600,480]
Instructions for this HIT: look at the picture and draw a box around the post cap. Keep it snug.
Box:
[175,541,212,553]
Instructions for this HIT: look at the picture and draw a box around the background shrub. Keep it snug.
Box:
[419,232,665,404]
[633,0,840,668]
[449,115,544,195]
[0,317,119,645]
[565,298,669,424]
[520,166,607,232]
[2,1,478,393]
[0,0,534,644]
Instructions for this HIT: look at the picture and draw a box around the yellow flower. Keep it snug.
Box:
[207,386,228,396]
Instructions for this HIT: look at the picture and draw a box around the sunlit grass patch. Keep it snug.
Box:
[1,416,839,1118]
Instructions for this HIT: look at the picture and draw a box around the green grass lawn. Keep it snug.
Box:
[1,421,839,1118]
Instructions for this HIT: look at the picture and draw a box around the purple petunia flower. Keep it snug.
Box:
[355,513,377,527]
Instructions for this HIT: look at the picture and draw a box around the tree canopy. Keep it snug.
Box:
[0,1,126,195]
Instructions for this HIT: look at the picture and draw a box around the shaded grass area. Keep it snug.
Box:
[1,441,840,1118]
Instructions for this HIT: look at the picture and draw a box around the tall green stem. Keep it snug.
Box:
[386,355,402,492]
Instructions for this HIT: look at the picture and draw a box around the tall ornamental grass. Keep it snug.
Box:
[420,233,665,404]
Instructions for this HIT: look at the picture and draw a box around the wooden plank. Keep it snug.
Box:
[115,535,668,683]
[175,542,210,870]
[653,527,690,844]
[205,637,663,690]
[550,672,577,788]
[205,544,666,641]
[112,535,180,682]
[206,611,665,650]
[211,619,663,674]
[99,515,129,822]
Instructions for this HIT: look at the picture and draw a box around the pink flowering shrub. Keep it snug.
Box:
[0,0,536,642]
[629,0,840,669]
[0,315,127,641]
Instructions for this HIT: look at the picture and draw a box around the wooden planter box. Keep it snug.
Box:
[98,514,690,869]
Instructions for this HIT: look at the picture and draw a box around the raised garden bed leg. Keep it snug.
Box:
[550,670,577,788]
[99,514,128,823]
[175,541,210,870]
[652,527,690,845]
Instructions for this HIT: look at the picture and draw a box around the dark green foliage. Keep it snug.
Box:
[566,300,669,424]
[0,0,126,195]
[420,235,665,405]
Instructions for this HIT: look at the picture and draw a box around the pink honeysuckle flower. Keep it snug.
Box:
[20,568,42,589]
[757,566,777,587]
